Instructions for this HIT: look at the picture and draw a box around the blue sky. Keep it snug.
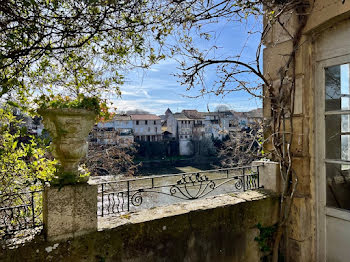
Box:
[112,15,263,115]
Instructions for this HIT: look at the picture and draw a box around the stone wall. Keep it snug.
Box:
[179,139,193,155]
[0,190,278,262]
[263,1,350,261]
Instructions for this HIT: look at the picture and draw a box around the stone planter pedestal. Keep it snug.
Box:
[43,183,98,241]
[38,108,98,241]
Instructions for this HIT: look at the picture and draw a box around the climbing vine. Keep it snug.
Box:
[254,222,277,261]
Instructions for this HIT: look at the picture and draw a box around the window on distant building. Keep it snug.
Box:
[155,127,157,132]
[136,120,139,125]
[145,120,148,125]
[154,120,156,125]
[148,127,151,132]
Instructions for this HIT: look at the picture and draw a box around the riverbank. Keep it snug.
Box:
[135,156,220,176]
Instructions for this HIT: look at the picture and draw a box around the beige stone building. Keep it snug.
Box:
[202,112,226,139]
[182,110,205,140]
[263,1,350,261]
[131,114,162,142]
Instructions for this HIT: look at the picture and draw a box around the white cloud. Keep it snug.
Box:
[120,88,151,99]
[111,98,183,115]
[208,100,261,112]
[122,80,180,91]
[111,100,154,113]
[142,90,151,98]
[152,99,184,104]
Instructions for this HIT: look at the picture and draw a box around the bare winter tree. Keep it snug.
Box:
[82,143,140,177]
[218,121,264,167]
[215,104,231,112]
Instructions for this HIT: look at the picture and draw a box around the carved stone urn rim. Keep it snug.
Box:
[37,108,97,117]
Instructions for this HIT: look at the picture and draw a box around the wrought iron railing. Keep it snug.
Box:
[98,165,261,217]
[0,190,43,237]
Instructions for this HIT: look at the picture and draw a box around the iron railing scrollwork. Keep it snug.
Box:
[0,190,43,237]
[98,165,261,217]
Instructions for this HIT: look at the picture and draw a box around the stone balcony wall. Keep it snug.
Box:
[0,190,278,262]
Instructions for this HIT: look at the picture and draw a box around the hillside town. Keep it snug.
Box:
[89,108,262,156]
[7,106,263,176]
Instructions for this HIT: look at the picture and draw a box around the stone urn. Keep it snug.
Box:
[38,108,97,184]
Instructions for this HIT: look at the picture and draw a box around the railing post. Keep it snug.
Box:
[243,168,246,192]
[101,184,104,217]
[252,161,281,193]
[31,192,35,227]
[127,181,130,212]
[257,166,260,189]
[226,169,229,178]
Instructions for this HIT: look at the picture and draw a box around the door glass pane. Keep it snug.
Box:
[326,162,350,210]
[326,114,350,160]
[325,63,350,111]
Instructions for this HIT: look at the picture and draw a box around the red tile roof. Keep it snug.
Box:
[130,114,161,120]
[182,110,204,119]
[114,114,132,121]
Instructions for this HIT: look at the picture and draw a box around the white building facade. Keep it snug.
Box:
[131,114,162,142]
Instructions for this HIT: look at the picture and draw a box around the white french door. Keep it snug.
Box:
[316,54,350,262]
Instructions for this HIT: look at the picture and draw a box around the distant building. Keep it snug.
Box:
[162,108,177,139]
[166,110,205,155]
[10,108,44,136]
[93,114,134,147]
[202,110,247,140]
[231,109,263,128]
[131,114,162,142]
[202,112,225,140]
[181,110,205,140]
[220,111,239,133]
[172,112,192,155]
[27,116,44,136]
[163,108,262,155]
[97,114,133,131]
[245,108,263,124]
